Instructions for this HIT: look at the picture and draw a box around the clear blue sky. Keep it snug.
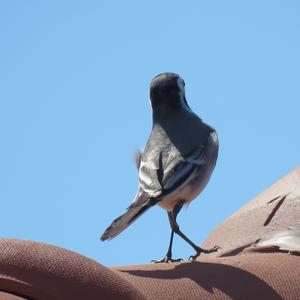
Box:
[0,1,299,266]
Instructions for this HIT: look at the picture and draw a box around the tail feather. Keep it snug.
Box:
[100,200,154,241]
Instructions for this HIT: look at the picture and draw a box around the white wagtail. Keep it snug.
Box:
[101,72,219,262]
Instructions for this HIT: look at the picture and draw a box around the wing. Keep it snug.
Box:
[138,144,207,199]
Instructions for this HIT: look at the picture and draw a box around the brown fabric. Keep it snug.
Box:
[0,167,299,299]
[0,239,144,300]
[201,166,300,257]
[0,291,26,300]
[1,240,299,300]
[114,253,300,300]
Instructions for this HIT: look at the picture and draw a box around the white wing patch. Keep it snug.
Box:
[138,145,206,198]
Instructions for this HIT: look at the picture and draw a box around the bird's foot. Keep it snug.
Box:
[151,255,183,263]
[189,245,220,260]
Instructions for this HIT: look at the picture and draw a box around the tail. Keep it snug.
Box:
[100,194,154,241]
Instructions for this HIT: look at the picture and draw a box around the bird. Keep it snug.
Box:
[101,72,219,262]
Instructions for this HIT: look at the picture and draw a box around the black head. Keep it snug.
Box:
[149,72,189,112]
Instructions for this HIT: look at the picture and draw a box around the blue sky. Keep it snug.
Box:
[0,1,299,266]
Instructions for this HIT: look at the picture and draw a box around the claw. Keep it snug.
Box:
[189,245,220,260]
[151,256,183,263]
[202,245,220,254]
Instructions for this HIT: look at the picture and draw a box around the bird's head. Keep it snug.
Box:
[149,73,190,112]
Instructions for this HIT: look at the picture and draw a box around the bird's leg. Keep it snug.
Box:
[152,202,184,263]
[175,228,219,260]
[151,225,182,263]
[170,201,220,261]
